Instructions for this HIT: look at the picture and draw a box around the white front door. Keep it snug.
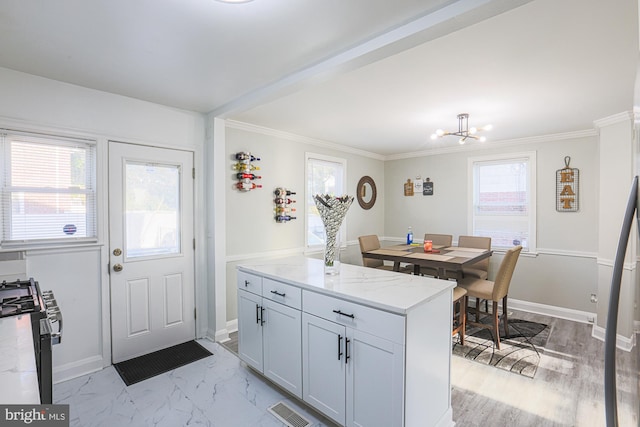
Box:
[109,141,195,363]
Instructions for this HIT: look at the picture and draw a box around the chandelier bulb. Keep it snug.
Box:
[458,138,465,145]
[435,129,444,137]
[479,136,487,143]
[430,134,438,140]
[469,127,477,135]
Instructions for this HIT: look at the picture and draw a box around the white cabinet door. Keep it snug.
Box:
[302,313,346,426]
[263,298,302,398]
[237,289,263,371]
[346,329,404,427]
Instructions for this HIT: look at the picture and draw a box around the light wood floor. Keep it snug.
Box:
[223,311,639,426]
[451,310,639,427]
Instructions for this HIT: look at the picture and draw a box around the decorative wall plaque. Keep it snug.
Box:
[423,178,434,196]
[404,178,414,196]
[556,156,579,212]
[413,175,423,194]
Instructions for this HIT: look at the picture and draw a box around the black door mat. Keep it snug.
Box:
[114,340,212,386]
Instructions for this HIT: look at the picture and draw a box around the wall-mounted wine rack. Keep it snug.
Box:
[234,152,262,192]
[274,187,297,222]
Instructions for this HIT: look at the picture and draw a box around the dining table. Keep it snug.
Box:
[361,243,493,280]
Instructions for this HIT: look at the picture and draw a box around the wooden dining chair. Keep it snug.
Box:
[420,233,453,278]
[457,245,522,349]
[357,235,400,272]
[452,286,467,345]
[457,235,492,279]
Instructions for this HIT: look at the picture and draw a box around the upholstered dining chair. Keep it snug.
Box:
[420,233,453,278]
[452,286,467,345]
[358,235,412,273]
[457,235,492,279]
[457,245,522,350]
[358,235,390,270]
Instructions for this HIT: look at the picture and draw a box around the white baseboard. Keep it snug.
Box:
[504,298,635,351]
[213,327,229,343]
[217,319,238,343]
[53,355,104,384]
[591,324,636,352]
[508,298,596,324]
[227,319,238,334]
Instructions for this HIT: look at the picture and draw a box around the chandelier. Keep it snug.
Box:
[430,113,492,145]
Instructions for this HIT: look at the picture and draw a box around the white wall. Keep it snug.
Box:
[0,67,206,382]
[223,123,385,322]
[595,114,636,343]
[384,134,600,315]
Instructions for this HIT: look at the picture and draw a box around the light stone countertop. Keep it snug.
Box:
[238,256,454,315]
[0,315,40,404]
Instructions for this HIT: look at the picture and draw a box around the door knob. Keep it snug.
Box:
[113,248,122,256]
[113,263,123,272]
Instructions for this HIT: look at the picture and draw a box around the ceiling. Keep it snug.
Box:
[0,0,637,156]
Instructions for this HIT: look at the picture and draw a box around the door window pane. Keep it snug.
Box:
[125,162,181,258]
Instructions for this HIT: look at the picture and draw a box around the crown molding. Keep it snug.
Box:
[225,122,600,162]
[593,111,634,128]
[384,128,597,161]
[225,120,386,161]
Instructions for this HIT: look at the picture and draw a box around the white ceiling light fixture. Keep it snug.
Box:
[431,113,492,145]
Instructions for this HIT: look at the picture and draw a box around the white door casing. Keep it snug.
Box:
[109,142,195,363]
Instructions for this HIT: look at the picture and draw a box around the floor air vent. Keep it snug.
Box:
[267,402,311,427]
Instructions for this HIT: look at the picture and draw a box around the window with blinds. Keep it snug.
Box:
[1,131,97,246]
[469,152,536,251]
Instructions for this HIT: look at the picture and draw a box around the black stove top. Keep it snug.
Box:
[0,278,43,318]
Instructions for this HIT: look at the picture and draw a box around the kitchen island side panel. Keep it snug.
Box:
[405,289,453,427]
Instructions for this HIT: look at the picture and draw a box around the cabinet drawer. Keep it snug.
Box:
[262,278,302,310]
[237,270,262,295]
[302,290,405,344]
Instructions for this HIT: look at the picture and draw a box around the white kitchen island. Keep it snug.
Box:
[237,256,454,427]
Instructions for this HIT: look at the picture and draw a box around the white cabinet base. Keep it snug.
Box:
[237,257,453,427]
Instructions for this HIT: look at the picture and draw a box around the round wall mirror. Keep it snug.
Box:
[357,176,377,210]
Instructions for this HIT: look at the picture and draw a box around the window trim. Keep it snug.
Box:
[304,152,347,249]
[1,130,98,249]
[467,151,536,252]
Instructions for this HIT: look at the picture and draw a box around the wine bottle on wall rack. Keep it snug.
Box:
[274,188,296,197]
[274,197,296,205]
[233,163,260,171]
[235,152,261,162]
[236,172,262,180]
[275,206,296,215]
[275,215,297,222]
[236,182,263,191]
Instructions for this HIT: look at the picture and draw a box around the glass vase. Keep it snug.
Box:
[324,229,341,275]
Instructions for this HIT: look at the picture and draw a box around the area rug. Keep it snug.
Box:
[114,340,212,386]
[452,318,550,378]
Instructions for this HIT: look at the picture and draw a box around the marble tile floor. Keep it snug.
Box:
[54,339,337,427]
[55,314,639,427]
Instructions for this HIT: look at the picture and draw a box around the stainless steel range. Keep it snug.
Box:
[0,278,62,404]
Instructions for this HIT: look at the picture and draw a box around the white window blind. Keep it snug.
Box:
[469,152,536,251]
[1,131,97,246]
[306,153,346,247]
